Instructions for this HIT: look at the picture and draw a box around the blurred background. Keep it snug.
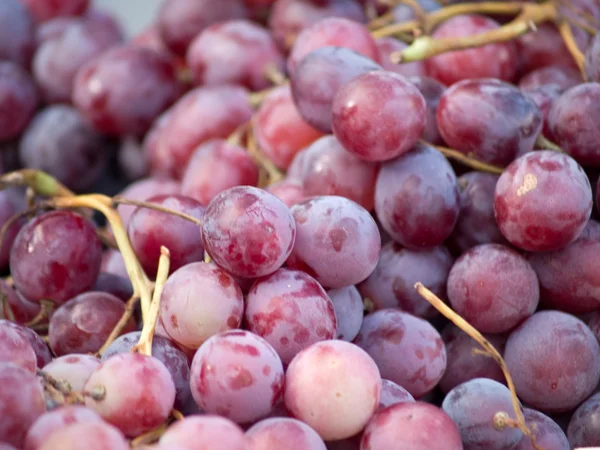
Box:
[95,0,162,36]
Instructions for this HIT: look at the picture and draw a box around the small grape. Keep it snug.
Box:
[42,354,101,392]
[328,285,363,342]
[246,417,327,450]
[407,75,445,144]
[92,272,133,302]
[159,415,248,450]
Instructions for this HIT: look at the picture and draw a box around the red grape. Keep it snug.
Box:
[159,262,244,349]
[265,180,306,207]
[21,0,88,23]
[159,415,248,450]
[299,135,379,210]
[84,353,176,436]
[516,24,578,75]
[19,105,108,191]
[190,330,285,423]
[0,322,37,372]
[253,85,324,170]
[180,140,259,206]
[202,186,296,278]
[245,268,336,364]
[354,309,446,398]
[187,20,284,91]
[1,320,51,368]
[514,408,569,450]
[0,0,36,67]
[284,340,380,440]
[437,78,543,166]
[246,417,326,450]
[0,61,37,142]
[494,151,592,252]
[360,402,462,450]
[116,177,181,228]
[0,189,26,271]
[567,392,600,448]
[378,379,415,410]
[518,66,582,91]
[287,195,380,289]
[358,241,452,318]
[38,422,129,450]
[521,84,562,137]
[328,285,363,342]
[145,85,253,179]
[375,38,426,78]
[73,45,182,136]
[374,142,460,249]
[42,354,101,391]
[504,310,600,412]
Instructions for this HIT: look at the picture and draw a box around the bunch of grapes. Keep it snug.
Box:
[1,0,600,449]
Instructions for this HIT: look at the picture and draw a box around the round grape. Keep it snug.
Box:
[0,322,37,372]
[0,0,35,67]
[0,320,51,368]
[266,180,306,208]
[514,408,569,450]
[378,379,415,410]
[328,285,363,342]
[567,392,600,448]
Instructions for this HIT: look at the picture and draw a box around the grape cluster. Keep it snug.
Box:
[1,0,600,449]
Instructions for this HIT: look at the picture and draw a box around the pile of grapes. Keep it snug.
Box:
[1,0,600,449]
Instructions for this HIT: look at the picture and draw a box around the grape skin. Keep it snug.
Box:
[378,379,415,410]
[266,180,306,208]
[0,320,51,368]
[246,417,327,450]
[518,66,582,91]
[92,272,133,301]
[21,0,89,23]
[585,33,600,82]
[0,61,38,142]
[328,285,363,342]
[567,392,600,448]
[38,422,129,450]
[42,354,101,392]
[0,0,36,68]
[516,24,578,75]
[0,281,40,324]
[514,408,569,450]
[375,38,426,78]
[407,75,445,144]
[0,189,26,271]
[159,415,248,450]
[0,322,37,373]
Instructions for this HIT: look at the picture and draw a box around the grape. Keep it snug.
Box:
[180,140,259,206]
[245,268,336,365]
[0,188,26,271]
[520,84,561,137]
[447,243,539,333]
[202,186,296,278]
[442,378,523,450]
[25,406,102,450]
[145,85,253,179]
[585,33,600,82]
[375,38,426,78]
[528,220,600,314]
[504,310,600,412]
[360,402,462,450]
[33,14,123,104]
[0,363,46,448]
[246,417,327,450]
[253,85,324,170]
[0,61,37,142]
[72,45,182,137]
[406,75,445,144]
[290,46,382,133]
[299,135,379,210]
[450,172,507,253]
[128,194,205,277]
[92,272,133,302]
[514,408,569,450]
[0,444,17,450]
[494,151,593,252]
[42,354,101,392]
[84,353,176,437]
[0,0,35,67]
[284,340,380,440]
[0,322,37,372]
[0,280,40,324]
[328,285,362,342]
[1,320,51,368]
[19,105,108,192]
[21,0,88,23]
[35,17,77,44]
[190,330,285,423]
[48,292,136,356]
[286,148,310,182]
[159,415,248,450]
[38,422,129,450]
[157,0,249,56]
[567,392,600,448]
[440,325,506,394]
[353,309,446,398]
[378,379,415,410]
[518,66,582,91]
[516,24,578,75]
[547,83,600,166]
[287,195,380,289]
[116,177,181,228]
[187,20,284,91]
[101,331,190,408]
[101,249,128,279]
[374,142,460,249]
[425,15,517,85]
[266,180,306,207]
[437,78,543,166]
[357,241,452,318]
[268,0,366,51]
[117,136,149,182]
[159,262,244,349]
[288,17,378,75]
[331,71,425,163]
[557,0,600,52]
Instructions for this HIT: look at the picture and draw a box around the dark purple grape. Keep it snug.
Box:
[437,78,542,166]
[328,285,363,342]
[567,392,600,448]
[358,241,453,318]
[494,151,592,252]
[514,408,569,450]
[0,0,35,67]
[42,354,101,391]
[407,75,445,144]
[92,273,133,302]
[504,311,600,412]
[19,105,108,192]
[10,210,103,304]
[374,142,460,249]
[117,137,148,182]
[0,61,37,142]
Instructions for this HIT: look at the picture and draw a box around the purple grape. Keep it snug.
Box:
[0,61,38,142]
[42,354,101,391]
[245,268,336,365]
[585,30,600,82]
[518,66,582,91]
[378,379,415,410]
[266,179,306,208]
[0,281,40,324]
[504,311,600,412]
[159,415,248,450]
[117,136,148,182]
[521,84,562,135]
[159,262,244,349]
[0,322,37,373]
[92,272,133,302]
[19,105,108,191]
[328,285,363,342]
[0,0,35,67]
[0,189,26,271]
[374,142,460,249]
[516,24,577,75]
[407,75,445,144]
[494,151,592,252]
[360,402,462,450]
[246,417,327,450]
[567,392,600,448]
[514,408,569,450]
[287,195,380,289]
[442,378,523,450]
[100,249,128,279]
[37,422,129,450]
[0,320,51,368]
[358,241,453,318]
[190,330,285,424]
[354,309,446,398]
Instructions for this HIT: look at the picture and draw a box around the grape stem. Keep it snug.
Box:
[557,20,586,77]
[96,293,140,357]
[264,64,287,86]
[131,246,170,357]
[112,196,203,227]
[0,292,15,322]
[414,283,543,450]
[25,300,54,328]
[0,169,74,198]
[425,141,504,175]
[535,134,564,153]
